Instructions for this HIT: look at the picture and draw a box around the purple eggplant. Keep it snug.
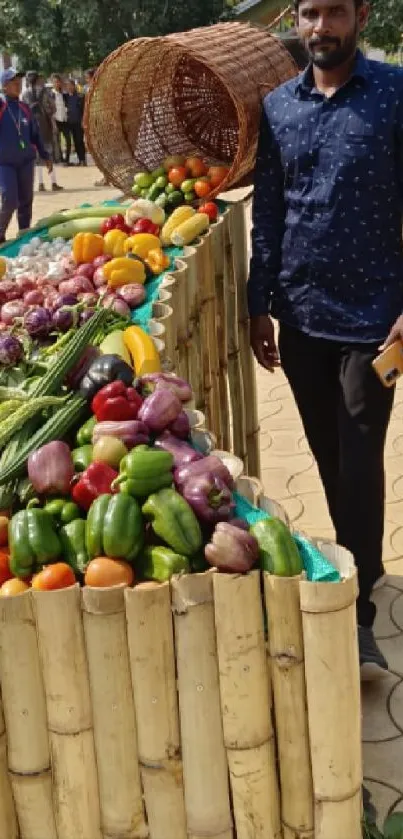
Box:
[139,372,193,403]
[182,473,235,525]
[205,522,259,574]
[154,432,203,469]
[169,410,190,440]
[92,420,149,449]
[138,389,182,433]
[24,307,52,337]
[52,307,74,332]
[174,454,234,491]
[0,334,23,365]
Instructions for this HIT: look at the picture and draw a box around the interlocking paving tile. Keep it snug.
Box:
[388,680,403,736]
[363,779,403,828]
[384,563,403,584]
[390,527,403,557]
[362,672,402,742]
[363,738,403,793]
[289,491,332,530]
[265,429,303,456]
[373,587,403,640]
[391,475,403,501]
[377,635,403,678]
[288,471,324,496]
[280,495,305,524]
[391,593,403,633]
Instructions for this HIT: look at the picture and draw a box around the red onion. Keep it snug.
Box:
[24,290,44,306]
[102,296,131,318]
[93,254,112,269]
[118,283,146,308]
[1,300,26,324]
[24,307,52,337]
[76,263,95,280]
[0,281,21,304]
[93,267,107,288]
[0,334,23,365]
[78,292,98,306]
[16,276,35,294]
[59,277,93,295]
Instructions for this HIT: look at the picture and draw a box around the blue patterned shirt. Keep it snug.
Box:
[248,51,403,342]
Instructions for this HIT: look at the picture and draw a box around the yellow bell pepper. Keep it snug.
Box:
[103,257,146,289]
[0,257,7,279]
[123,233,161,260]
[72,232,104,264]
[103,229,128,257]
[145,248,171,276]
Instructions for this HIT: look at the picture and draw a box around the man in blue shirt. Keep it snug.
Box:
[248,0,403,678]
[0,68,52,243]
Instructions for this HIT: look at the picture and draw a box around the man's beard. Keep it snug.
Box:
[307,31,357,69]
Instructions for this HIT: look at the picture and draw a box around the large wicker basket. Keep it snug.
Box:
[84,22,297,195]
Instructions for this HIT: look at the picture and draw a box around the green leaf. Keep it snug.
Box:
[384,812,403,839]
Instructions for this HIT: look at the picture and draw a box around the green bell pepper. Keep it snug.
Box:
[60,519,88,575]
[76,416,96,447]
[9,508,62,578]
[86,493,144,562]
[44,498,81,525]
[116,445,174,498]
[136,546,189,583]
[72,445,93,472]
[142,488,202,557]
[251,518,303,577]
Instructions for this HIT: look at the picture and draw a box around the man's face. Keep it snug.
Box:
[296,0,369,69]
[3,77,22,98]
[53,76,62,91]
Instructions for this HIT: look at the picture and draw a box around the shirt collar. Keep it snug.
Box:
[295,49,370,96]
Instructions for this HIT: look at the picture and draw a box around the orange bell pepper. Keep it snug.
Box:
[145,248,170,276]
[123,233,161,259]
[72,232,104,265]
[103,257,146,288]
[103,229,128,257]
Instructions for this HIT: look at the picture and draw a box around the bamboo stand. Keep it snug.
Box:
[33,586,102,839]
[0,696,18,839]
[264,575,314,839]
[213,570,281,839]
[0,590,56,839]
[300,544,362,839]
[82,585,147,839]
[211,215,230,451]
[171,572,233,839]
[224,214,247,467]
[125,581,187,839]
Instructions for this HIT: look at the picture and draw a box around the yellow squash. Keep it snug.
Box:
[123,325,161,376]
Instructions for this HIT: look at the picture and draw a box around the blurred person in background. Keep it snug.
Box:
[0,69,52,243]
[23,71,63,192]
[65,78,86,166]
[52,74,70,165]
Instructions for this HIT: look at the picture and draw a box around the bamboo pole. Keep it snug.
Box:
[171,572,233,839]
[152,301,175,370]
[0,590,57,839]
[264,574,314,839]
[211,449,244,482]
[82,586,147,839]
[125,582,187,839]
[197,232,221,437]
[224,210,247,466]
[211,215,230,450]
[300,544,362,839]
[235,475,263,506]
[161,261,189,382]
[229,201,261,478]
[213,570,281,839]
[0,696,18,839]
[33,586,102,839]
[184,245,204,411]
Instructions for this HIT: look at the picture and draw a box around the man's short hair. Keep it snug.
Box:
[294,0,363,8]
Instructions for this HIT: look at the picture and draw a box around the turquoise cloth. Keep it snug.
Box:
[234,491,340,583]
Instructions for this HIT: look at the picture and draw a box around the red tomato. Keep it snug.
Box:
[198,202,219,222]
[32,563,76,591]
[1,579,29,597]
[0,549,12,587]
[168,166,189,188]
[194,179,212,199]
[185,156,208,178]
[207,166,230,188]
[132,218,160,236]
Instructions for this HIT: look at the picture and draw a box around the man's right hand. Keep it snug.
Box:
[250,315,279,372]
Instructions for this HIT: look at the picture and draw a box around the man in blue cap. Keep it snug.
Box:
[0,68,52,243]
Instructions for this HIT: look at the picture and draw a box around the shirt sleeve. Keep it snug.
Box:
[397,84,403,197]
[29,114,50,160]
[247,106,285,318]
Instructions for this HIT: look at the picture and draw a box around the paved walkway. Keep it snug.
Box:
[12,172,402,825]
[257,361,403,825]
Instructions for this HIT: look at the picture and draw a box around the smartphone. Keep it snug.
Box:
[372,341,403,388]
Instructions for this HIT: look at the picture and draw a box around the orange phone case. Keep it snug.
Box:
[372,341,403,388]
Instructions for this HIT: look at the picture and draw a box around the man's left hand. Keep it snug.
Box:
[45,159,53,173]
[380,315,403,350]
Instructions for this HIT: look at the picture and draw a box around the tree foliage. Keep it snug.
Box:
[0,0,234,73]
[364,0,403,53]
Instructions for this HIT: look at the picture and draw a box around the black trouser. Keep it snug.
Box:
[278,323,395,628]
[56,120,71,163]
[69,122,86,164]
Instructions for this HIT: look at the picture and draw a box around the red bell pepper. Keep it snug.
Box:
[101,215,131,236]
[71,462,118,511]
[132,218,160,236]
[91,381,143,422]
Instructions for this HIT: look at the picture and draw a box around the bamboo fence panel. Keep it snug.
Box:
[0,695,18,839]
[214,570,281,839]
[197,230,221,435]
[161,264,189,381]
[300,544,362,839]
[229,202,260,478]
[152,301,175,370]
[211,213,230,451]
[125,581,187,839]
[33,586,102,839]
[0,590,56,839]
[224,211,247,466]
[184,245,204,412]
[171,572,233,839]
[264,574,314,839]
[82,585,147,839]
[236,475,263,506]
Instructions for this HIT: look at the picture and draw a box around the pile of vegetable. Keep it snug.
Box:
[131,154,229,209]
[0,349,303,594]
